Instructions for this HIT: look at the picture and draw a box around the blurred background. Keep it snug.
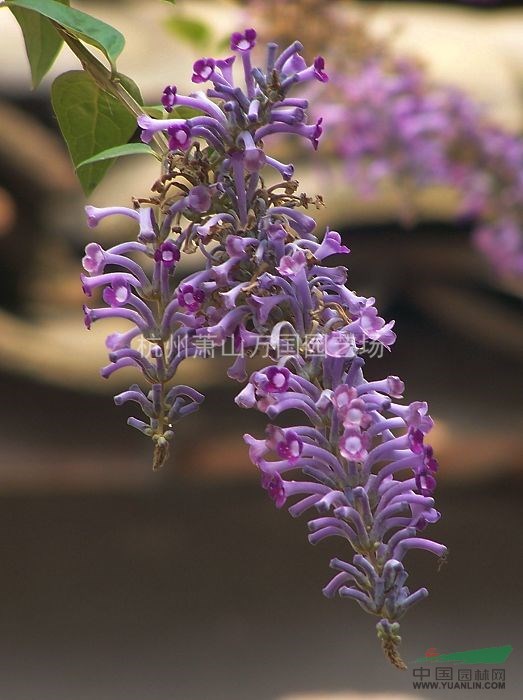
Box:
[0,1,521,698]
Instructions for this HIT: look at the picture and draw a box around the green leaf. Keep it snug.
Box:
[143,105,164,119]
[165,15,211,47]
[9,0,69,88]
[116,72,143,105]
[51,70,139,194]
[172,105,202,119]
[6,0,124,69]
[143,104,203,119]
[76,143,155,169]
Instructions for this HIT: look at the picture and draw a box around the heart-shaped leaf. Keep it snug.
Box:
[51,71,139,194]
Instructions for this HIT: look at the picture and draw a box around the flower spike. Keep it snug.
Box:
[83,28,444,667]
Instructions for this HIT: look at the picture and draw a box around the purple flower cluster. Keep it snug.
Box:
[82,29,444,666]
[242,356,444,668]
[319,55,523,277]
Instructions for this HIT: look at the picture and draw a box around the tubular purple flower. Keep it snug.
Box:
[82,242,105,274]
[261,470,286,508]
[313,56,329,82]
[263,366,291,393]
[187,186,212,213]
[83,245,150,288]
[102,276,132,307]
[230,28,257,53]
[255,117,324,150]
[230,29,257,98]
[248,98,260,122]
[339,426,370,461]
[168,123,192,151]
[177,284,205,312]
[83,304,151,332]
[314,230,350,259]
[85,205,139,228]
[162,86,228,123]
[80,271,139,297]
[137,115,182,143]
[138,207,157,243]
[154,240,180,269]
[274,40,304,71]
[276,248,307,278]
[271,107,306,124]
[215,56,236,85]
[264,156,294,180]
[283,56,329,87]
[281,52,307,76]
[266,425,303,464]
[161,85,176,112]
[114,386,154,417]
[238,131,266,172]
[269,207,316,235]
[105,328,141,351]
[192,58,218,84]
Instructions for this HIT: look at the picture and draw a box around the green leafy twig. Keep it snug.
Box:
[55,26,167,157]
[3,0,168,193]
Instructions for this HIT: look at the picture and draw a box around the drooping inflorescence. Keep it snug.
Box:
[81,28,446,667]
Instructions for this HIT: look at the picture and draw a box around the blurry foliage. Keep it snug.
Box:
[164,14,212,47]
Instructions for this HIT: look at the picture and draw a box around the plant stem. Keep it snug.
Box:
[53,25,168,157]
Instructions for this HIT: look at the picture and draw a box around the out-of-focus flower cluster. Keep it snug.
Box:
[248,0,523,277]
[81,28,445,667]
[323,56,523,276]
